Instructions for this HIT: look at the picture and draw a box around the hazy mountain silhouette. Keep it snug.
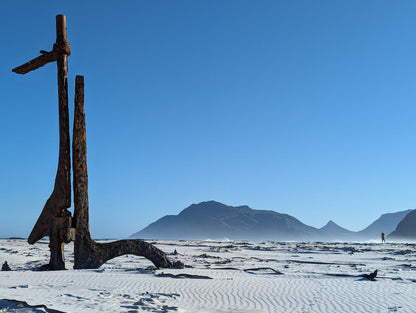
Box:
[357,209,412,239]
[388,209,416,240]
[130,201,319,240]
[319,220,357,241]
[130,201,412,241]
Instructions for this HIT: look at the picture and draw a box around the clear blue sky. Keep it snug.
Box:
[1,1,416,238]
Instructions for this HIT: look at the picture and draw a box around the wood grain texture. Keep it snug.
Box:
[12,15,73,270]
[72,76,174,269]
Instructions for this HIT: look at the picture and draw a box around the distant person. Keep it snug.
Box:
[381,232,385,243]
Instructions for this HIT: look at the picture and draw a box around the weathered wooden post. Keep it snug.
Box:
[73,76,174,269]
[13,15,180,271]
[13,15,74,270]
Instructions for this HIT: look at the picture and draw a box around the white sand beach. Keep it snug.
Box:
[0,239,415,312]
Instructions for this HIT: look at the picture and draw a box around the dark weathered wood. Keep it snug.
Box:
[363,269,378,281]
[14,15,177,271]
[28,14,72,244]
[72,76,174,269]
[12,16,70,76]
[12,51,58,75]
[13,15,72,270]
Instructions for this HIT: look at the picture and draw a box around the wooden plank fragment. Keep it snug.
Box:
[12,51,58,75]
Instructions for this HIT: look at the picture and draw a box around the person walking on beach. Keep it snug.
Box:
[381,232,385,243]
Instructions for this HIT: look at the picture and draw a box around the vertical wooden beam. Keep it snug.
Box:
[73,75,92,267]
[14,16,178,271]
[26,15,72,270]
[54,15,71,208]
[56,15,68,43]
[73,76,175,269]
[47,15,72,270]
[54,14,72,214]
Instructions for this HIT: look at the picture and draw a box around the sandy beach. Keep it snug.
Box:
[0,239,415,312]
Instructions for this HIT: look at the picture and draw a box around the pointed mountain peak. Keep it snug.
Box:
[319,220,352,234]
[320,220,338,229]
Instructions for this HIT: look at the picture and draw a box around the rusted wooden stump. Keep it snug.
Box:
[13,15,177,270]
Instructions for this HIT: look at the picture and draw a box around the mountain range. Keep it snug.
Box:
[130,201,414,241]
[389,209,416,240]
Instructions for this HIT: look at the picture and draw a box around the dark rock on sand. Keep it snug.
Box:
[362,269,377,281]
[2,261,11,271]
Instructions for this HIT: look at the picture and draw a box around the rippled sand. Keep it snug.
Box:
[0,239,415,312]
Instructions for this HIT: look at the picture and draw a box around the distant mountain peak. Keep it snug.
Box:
[389,209,416,240]
[320,220,343,230]
[178,201,252,218]
[319,220,355,239]
[130,200,318,241]
[358,209,412,237]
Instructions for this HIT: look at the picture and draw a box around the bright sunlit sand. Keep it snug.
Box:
[0,239,415,312]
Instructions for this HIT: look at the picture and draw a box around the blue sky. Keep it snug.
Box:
[1,1,416,238]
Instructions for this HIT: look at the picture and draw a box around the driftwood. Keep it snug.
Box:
[13,15,73,270]
[13,15,177,271]
[1,299,64,313]
[72,76,173,269]
[156,273,212,279]
[243,267,283,275]
[362,269,378,281]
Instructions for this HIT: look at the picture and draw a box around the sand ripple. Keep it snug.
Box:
[1,239,415,312]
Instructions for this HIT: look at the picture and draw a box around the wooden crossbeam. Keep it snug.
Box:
[12,51,58,75]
